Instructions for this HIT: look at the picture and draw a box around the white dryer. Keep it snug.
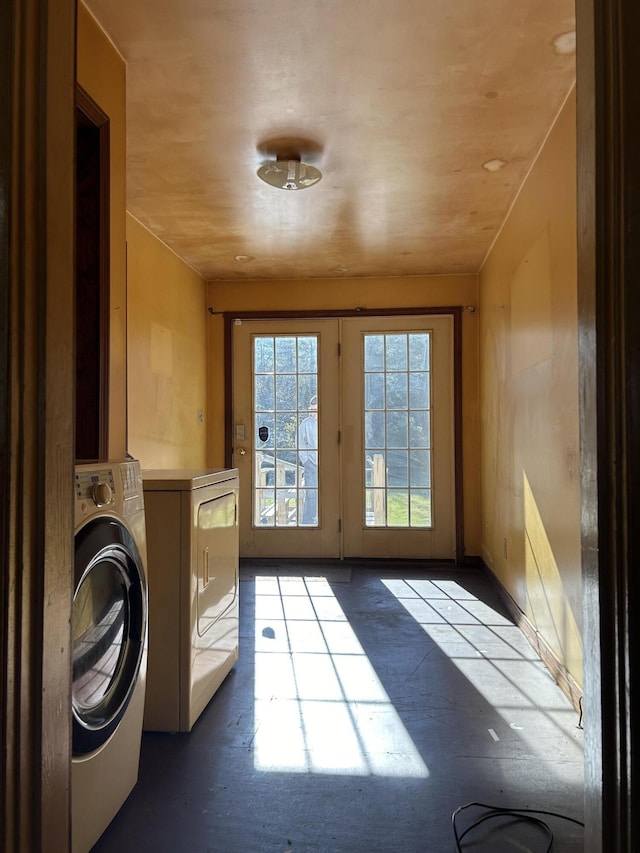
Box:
[72,460,148,853]
[142,468,239,732]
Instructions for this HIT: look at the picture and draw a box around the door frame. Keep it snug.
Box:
[576,0,640,848]
[1,0,75,847]
[223,306,465,564]
[75,84,111,462]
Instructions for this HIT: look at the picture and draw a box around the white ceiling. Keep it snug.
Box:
[83,0,576,281]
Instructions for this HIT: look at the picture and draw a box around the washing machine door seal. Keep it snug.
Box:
[72,517,146,756]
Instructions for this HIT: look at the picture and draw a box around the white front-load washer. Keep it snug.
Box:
[71,460,148,853]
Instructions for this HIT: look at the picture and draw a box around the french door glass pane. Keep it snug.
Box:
[253,335,318,527]
[363,332,432,528]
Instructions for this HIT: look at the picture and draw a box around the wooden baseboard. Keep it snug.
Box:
[481,561,584,716]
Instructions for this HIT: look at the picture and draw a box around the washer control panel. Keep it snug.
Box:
[75,460,144,524]
[75,468,115,507]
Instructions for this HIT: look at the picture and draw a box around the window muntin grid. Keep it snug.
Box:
[253,335,319,528]
[364,332,432,528]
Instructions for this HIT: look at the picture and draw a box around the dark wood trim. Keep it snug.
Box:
[577,0,640,849]
[75,83,110,462]
[460,554,483,568]
[452,307,464,565]
[223,306,466,561]
[481,561,583,714]
[0,0,11,839]
[218,305,463,321]
[76,84,109,127]
[1,0,75,848]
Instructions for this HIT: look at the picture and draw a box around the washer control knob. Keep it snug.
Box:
[91,481,112,507]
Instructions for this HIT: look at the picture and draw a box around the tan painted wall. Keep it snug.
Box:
[126,215,208,468]
[207,275,481,557]
[77,4,127,459]
[479,88,582,687]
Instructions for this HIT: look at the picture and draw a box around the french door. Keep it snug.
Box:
[233,319,341,558]
[232,315,456,560]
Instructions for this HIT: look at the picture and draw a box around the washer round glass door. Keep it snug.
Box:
[72,517,146,755]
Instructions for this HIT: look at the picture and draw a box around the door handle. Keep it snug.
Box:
[237,447,247,456]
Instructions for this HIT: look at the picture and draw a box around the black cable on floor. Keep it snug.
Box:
[452,801,585,852]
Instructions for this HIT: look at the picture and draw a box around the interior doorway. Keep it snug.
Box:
[75,85,110,462]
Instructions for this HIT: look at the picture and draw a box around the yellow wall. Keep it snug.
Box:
[77,4,127,459]
[126,215,208,468]
[207,274,481,557]
[479,87,582,687]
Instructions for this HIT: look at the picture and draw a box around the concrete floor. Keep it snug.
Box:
[92,563,584,852]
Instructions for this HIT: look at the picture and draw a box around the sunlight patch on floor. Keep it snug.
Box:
[381,578,582,759]
[253,575,429,777]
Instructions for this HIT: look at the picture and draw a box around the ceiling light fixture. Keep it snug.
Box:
[257,157,322,191]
